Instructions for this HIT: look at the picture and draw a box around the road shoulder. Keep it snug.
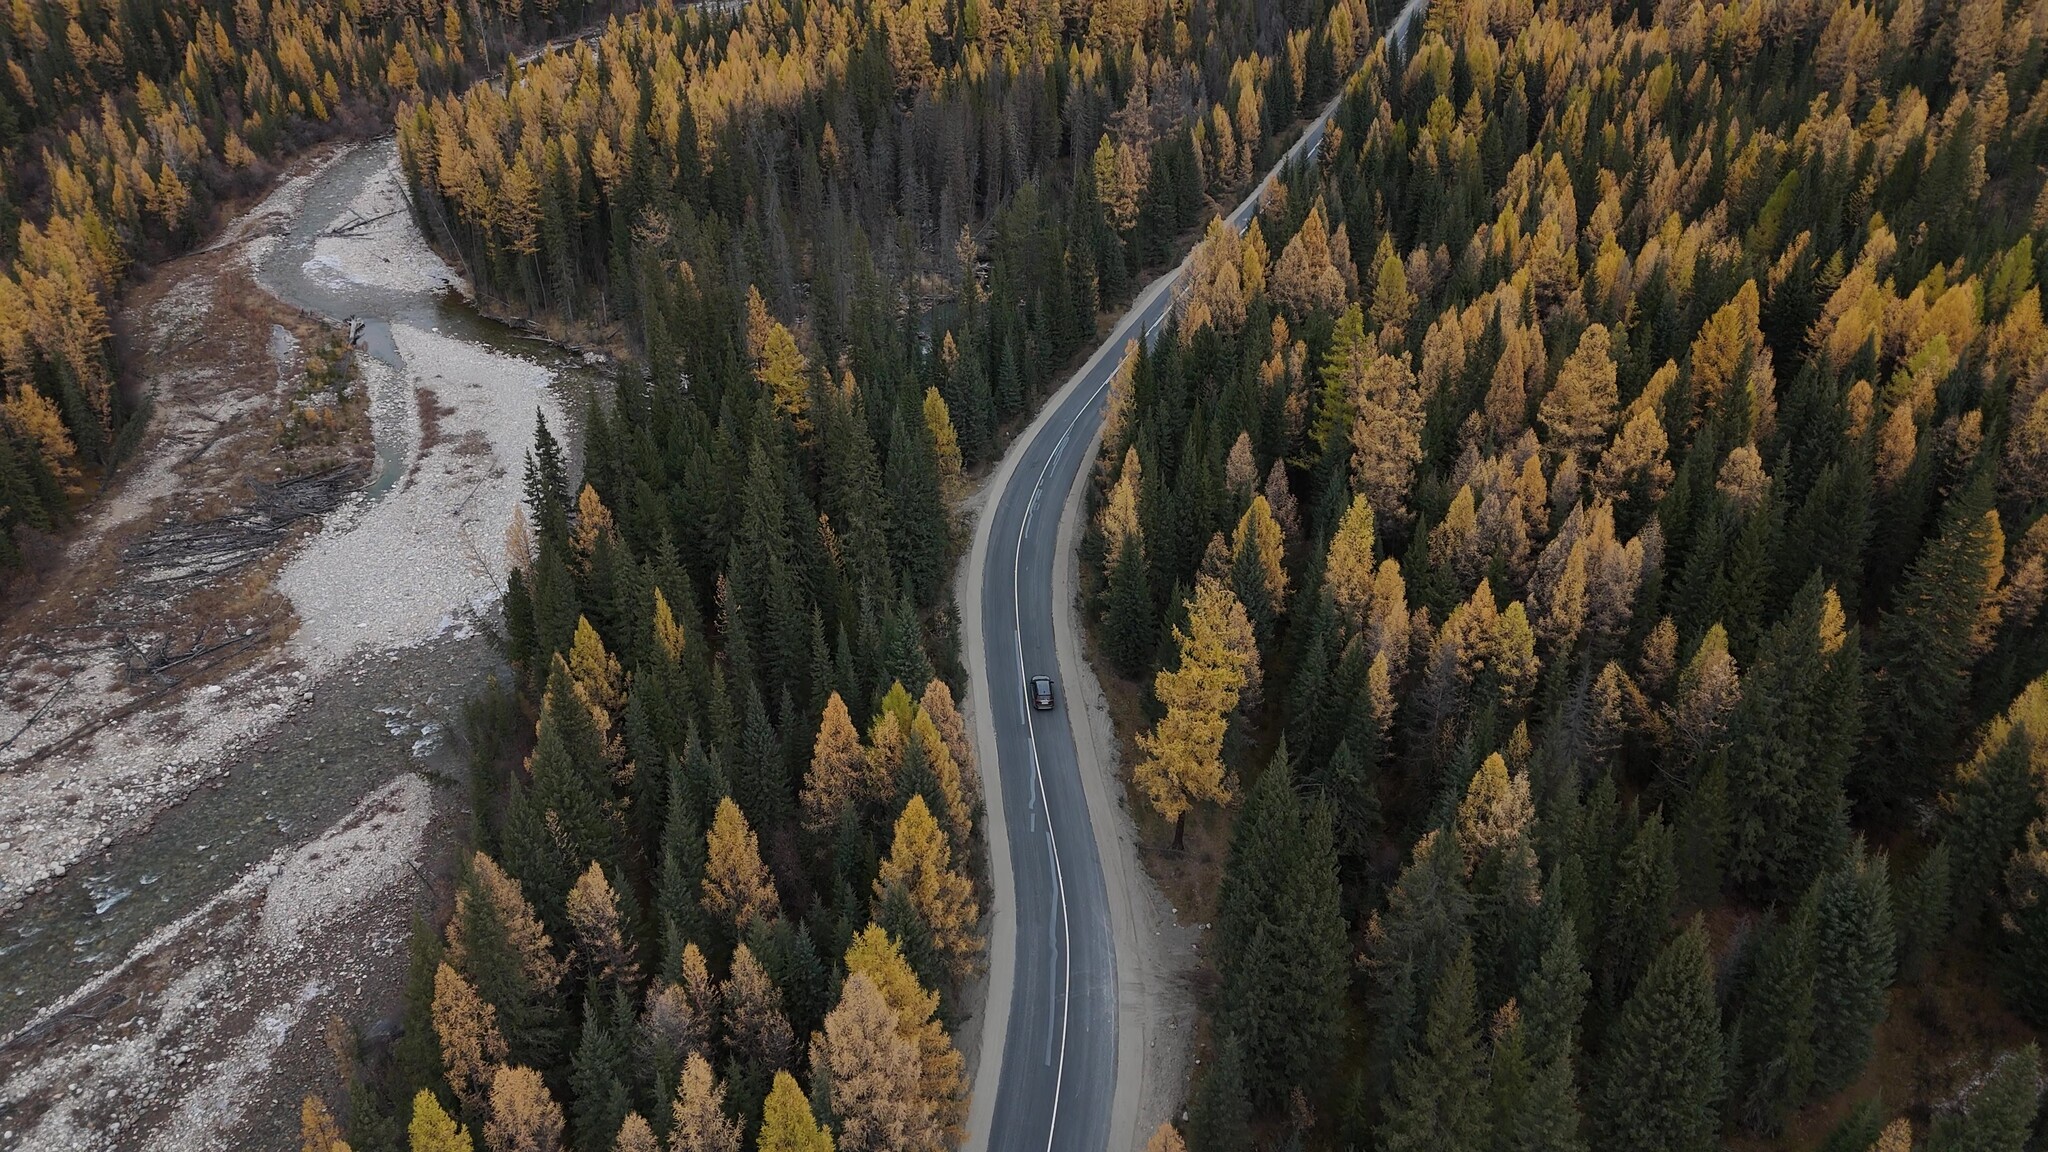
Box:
[1051,424,1198,1152]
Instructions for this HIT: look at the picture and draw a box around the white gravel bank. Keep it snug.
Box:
[278,322,561,674]
[306,154,468,297]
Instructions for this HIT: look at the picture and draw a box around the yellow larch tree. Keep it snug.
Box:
[446,852,566,1000]
[702,797,780,933]
[803,692,869,833]
[669,1052,743,1152]
[844,924,968,1146]
[565,861,638,989]
[917,679,978,807]
[652,587,687,665]
[1539,322,1619,457]
[484,1066,563,1152]
[910,707,975,856]
[1271,201,1347,320]
[432,962,508,1115]
[1098,446,1143,562]
[570,483,616,562]
[810,973,930,1152]
[610,1113,656,1152]
[923,385,964,499]
[301,1096,352,1152]
[1324,493,1378,634]
[758,1071,834,1152]
[1134,576,1255,846]
[1146,1122,1187,1152]
[1348,350,1425,528]
[408,1091,474,1152]
[875,795,981,977]
[1230,492,1289,613]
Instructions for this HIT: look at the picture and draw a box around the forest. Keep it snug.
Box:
[0,0,626,577]
[1084,0,2048,1146]
[304,0,1369,1148]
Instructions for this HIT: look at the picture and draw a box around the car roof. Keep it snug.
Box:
[1032,675,1051,686]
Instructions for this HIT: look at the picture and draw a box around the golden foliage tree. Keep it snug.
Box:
[610,1114,657,1152]
[1539,323,1619,457]
[811,972,931,1152]
[875,795,981,976]
[1099,446,1144,560]
[1146,1122,1188,1152]
[759,1071,834,1152]
[409,1091,475,1152]
[1348,351,1426,527]
[447,853,567,999]
[924,385,964,497]
[845,924,969,1143]
[1325,492,1378,633]
[803,692,869,833]
[1135,576,1255,845]
[669,1052,743,1152]
[566,861,638,989]
[433,962,509,1115]
[1230,493,1289,614]
[484,1066,564,1152]
[1271,201,1347,320]
[721,943,796,1075]
[302,1096,352,1152]
[703,797,780,932]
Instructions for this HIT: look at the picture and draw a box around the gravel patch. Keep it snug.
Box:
[277,322,561,674]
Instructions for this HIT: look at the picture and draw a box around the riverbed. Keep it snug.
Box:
[0,139,602,1149]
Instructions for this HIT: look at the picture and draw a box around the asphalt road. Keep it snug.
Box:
[973,6,1427,1146]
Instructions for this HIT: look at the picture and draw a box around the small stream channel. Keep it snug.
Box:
[0,139,609,1040]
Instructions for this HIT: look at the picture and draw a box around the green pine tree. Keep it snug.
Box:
[569,989,634,1152]
[1381,943,1489,1152]
[1810,839,1896,1092]
[1488,1006,1587,1152]
[1865,476,2004,812]
[1213,751,1349,1106]
[1104,535,1155,676]
[1729,892,1817,1135]
[1598,810,1676,1012]
[1592,918,1725,1152]
[1894,841,1952,981]
[1724,575,1858,900]
[1188,1033,1253,1152]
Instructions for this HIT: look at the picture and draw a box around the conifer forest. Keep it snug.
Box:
[1,0,2048,1141]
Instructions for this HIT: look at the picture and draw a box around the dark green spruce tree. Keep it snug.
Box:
[1592,918,1725,1152]
[1212,749,1349,1106]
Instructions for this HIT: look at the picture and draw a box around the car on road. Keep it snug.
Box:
[1030,675,1055,711]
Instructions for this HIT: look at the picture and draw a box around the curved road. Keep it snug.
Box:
[964,6,1427,1149]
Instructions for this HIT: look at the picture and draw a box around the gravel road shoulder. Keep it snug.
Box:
[1051,424,1198,1152]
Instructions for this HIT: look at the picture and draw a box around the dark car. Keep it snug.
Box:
[1030,675,1056,711]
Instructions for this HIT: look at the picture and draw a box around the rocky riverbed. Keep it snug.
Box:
[0,140,600,1150]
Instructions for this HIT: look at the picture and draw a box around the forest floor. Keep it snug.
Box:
[0,141,561,1150]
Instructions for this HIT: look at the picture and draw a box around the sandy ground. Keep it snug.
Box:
[0,245,364,910]
[305,160,468,298]
[0,143,565,1150]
